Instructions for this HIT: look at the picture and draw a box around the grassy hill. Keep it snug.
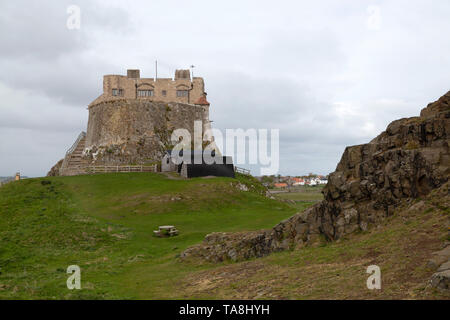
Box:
[271,185,324,211]
[0,172,296,299]
[180,189,449,299]
[0,173,447,299]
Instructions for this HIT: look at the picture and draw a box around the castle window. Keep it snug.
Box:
[112,89,123,96]
[162,90,167,96]
[176,90,189,97]
[138,90,154,97]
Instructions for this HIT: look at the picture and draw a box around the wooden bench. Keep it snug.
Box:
[153,230,161,237]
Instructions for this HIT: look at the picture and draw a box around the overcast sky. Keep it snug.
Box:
[1,0,449,177]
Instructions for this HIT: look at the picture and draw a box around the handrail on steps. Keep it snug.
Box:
[60,132,86,175]
[66,132,86,156]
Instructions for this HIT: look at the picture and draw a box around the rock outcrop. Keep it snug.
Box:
[429,244,450,292]
[46,159,63,177]
[181,91,450,274]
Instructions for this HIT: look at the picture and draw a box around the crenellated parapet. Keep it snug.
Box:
[89,69,206,107]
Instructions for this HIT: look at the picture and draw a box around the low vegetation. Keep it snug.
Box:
[271,185,324,210]
[177,186,449,299]
[0,173,447,299]
[0,173,295,299]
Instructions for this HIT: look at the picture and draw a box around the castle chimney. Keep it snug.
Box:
[15,172,20,181]
[175,69,191,80]
[127,69,140,79]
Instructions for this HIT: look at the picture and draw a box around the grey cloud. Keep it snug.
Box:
[1,0,450,177]
[0,83,87,132]
[0,1,85,60]
[0,0,131,105]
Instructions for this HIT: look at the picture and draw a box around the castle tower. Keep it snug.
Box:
[194,93,212,142]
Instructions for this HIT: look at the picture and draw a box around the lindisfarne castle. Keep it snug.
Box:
[49,68,220,177]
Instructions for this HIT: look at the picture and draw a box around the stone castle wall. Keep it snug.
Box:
[84,99,209,165]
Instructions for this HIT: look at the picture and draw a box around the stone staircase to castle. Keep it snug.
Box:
[59,132,89,176]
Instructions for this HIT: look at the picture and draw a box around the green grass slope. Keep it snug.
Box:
[0,173,296,299]
[3,173,445,300]
[177,184,450,300]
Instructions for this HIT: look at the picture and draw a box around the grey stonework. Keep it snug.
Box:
[84,99,209,166]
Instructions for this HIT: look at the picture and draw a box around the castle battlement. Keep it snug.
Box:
[89,69,209,107]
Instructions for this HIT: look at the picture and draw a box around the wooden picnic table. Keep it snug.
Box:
[154,225,179,237]
[159,225,175,231]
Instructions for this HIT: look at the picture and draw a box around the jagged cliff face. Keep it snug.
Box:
[319,92,449,240]
[181,91,450,263]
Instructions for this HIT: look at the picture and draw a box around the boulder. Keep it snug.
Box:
[430,270,450,292]
[47,159,64,177]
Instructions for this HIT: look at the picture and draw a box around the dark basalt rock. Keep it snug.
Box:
[46,159,63,177]
[181,91,450,268]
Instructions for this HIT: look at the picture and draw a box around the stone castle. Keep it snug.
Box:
[49,68,214,176]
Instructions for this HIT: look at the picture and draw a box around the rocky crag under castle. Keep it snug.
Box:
[48,69,213,176]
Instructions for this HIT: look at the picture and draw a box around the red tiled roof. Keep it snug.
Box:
[195,96,210,105]
[274,183,288,188]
